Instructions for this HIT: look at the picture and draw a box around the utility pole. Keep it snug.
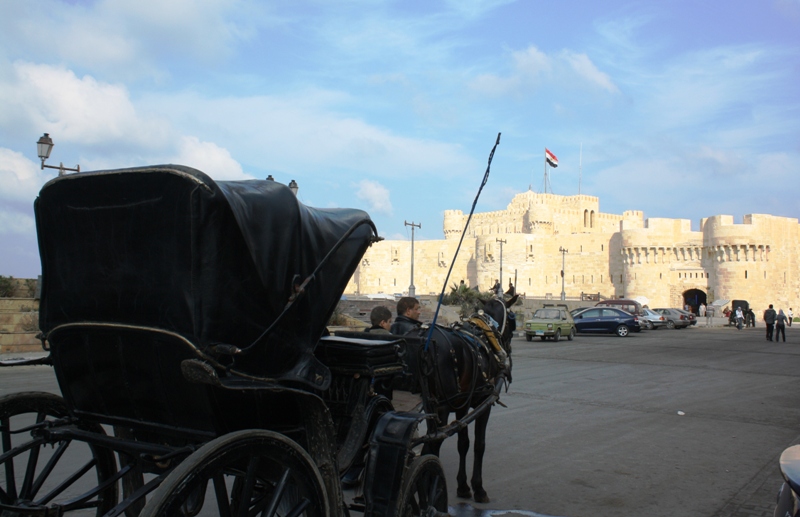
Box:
[496,238,507,289]
[559,247,568,301]
[405,221,421,297]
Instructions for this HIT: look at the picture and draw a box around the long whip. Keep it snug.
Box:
[424,132,501,351]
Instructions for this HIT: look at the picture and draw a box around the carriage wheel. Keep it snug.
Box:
[397,454,448,517]
[141,429,329,516]
[0,391,118,515]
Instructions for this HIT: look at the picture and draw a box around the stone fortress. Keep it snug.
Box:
[344,189,800,314]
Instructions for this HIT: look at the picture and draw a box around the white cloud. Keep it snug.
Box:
[0,209,35,236]
[0,0,271,80]
[561,51,620,94]
[0,149,56,202]
[142,91,477,180]
[469,45,619,96]
[170,136,249,181]
[0,62,171,147]
[355,179,393,215]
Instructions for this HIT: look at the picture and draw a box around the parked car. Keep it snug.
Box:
[640,308,667,330]
[653,308,692,329]
[595,299,644,316]
[572,307,640,337]
[570,307,593,318]
[676,309,697,326]
[524,306,575,341]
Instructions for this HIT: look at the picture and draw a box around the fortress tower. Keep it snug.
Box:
[348,190,800,312]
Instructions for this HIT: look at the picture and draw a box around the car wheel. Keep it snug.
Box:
[616,325,629,337]
[647,321,654,330]
[525,334,532,342]
[554,329,561,342]
[666,320,675,329]
[568,328,575,341]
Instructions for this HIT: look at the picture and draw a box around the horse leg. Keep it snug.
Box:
[455,406,472,499]
[471,405,491,503]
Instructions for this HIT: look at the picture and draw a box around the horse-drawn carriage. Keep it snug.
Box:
[0,165,515,516]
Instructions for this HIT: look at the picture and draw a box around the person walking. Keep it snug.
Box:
[735,306,744,330]
[789,308,794,327]
[764,304,777,341]
[699,303,706,318]
[776,309,788,342]
[706,304,715,326]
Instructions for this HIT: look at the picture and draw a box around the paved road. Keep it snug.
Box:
[2,325,799,516]
[437,325,800,517]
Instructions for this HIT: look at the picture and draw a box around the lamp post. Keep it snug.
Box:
[405,221,421,297]
[288,180,299,196]
[36,133,80,176]
[559,247,568,301]
[496,238,506,289]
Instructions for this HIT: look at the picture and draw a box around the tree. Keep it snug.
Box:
[441,282,492,318]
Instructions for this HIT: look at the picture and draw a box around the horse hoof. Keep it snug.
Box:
[457,488,472,499]
[474,493,490,504]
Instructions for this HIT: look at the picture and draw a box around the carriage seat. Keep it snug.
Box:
[47,322,218,439]
[314,335,406,378]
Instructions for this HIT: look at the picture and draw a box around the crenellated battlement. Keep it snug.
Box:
[351,191,800,312]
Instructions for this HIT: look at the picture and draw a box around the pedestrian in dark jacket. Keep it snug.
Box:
[390,297,423,335]
[776,309,788,342]
[746,308,756,328]
[764,304,777,341]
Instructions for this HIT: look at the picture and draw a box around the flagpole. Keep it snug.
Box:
[579,143,582,195]
[542,148,547,194]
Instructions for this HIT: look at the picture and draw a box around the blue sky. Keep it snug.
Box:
[1,0,799,278]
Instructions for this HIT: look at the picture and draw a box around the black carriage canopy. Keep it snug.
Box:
[35,165,378,387]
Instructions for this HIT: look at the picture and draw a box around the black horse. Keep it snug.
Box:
[414,294,518,503]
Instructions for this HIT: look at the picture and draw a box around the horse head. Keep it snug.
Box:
[477,293,519,353]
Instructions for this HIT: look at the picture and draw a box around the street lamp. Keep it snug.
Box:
[405,221,421,297]
[559,246,568,301]
[36,133,80,176]
[288,180,299,196]
[496,238,506,290]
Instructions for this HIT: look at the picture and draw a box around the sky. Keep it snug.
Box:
[1,0,799,279]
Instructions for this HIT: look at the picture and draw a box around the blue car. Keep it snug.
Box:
[571,307,640,337]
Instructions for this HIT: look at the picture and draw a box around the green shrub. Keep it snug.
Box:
[441,283,492,318]
[0,276,14,297]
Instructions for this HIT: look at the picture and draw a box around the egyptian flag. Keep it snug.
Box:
[545,148,558,168]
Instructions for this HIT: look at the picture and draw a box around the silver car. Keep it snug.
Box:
[653,308,692,329]
[640,308,667,330]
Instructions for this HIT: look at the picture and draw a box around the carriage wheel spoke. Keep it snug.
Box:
[283,498,311,517]
[19,440,42,500]
[29,440,69,500]
[1,416,18,501]
[212,472,233,517]
[234,456,260,517]
[35,455,97,505]
[260,467,291,517]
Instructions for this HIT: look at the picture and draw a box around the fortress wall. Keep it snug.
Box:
[493,233,616,299]
[618,218,704,307]
[349,238,473,295]
[703,214,800,311]
[345,190,800,313]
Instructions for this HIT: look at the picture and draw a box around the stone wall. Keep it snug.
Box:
[346,189,800,315]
